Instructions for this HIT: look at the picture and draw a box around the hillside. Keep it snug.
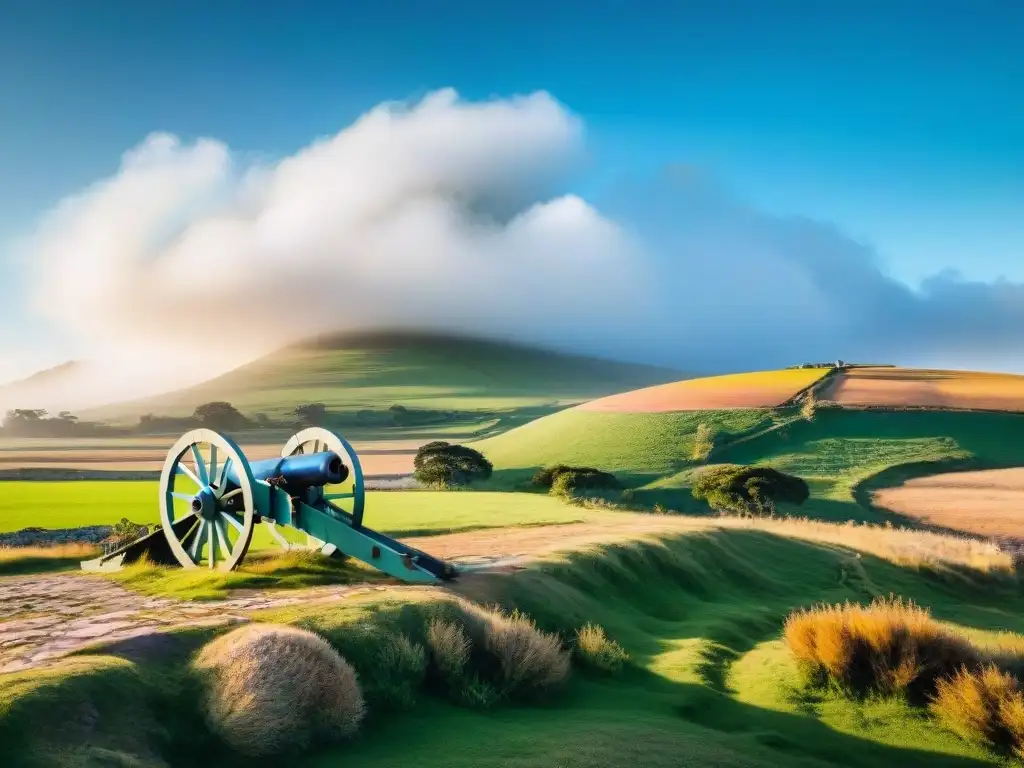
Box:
[82,331,685,427]
[0,361,83,410]
[476,366,1024,523]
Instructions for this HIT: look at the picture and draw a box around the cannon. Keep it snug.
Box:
[81,426,455,583]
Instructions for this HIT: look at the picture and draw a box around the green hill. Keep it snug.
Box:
[84,331,686,430]
[476,394,1024,521]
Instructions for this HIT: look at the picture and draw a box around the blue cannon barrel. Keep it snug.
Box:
[224,451,348,491]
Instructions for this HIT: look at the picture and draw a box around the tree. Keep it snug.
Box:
[193,402,249,431]
[692,464,809,517]
[293,403,328,427]
[413,442,493,488]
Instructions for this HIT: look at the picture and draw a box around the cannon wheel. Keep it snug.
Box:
[282,427,366,529]
[159,429,256,571]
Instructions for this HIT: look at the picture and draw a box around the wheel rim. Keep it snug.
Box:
[282,427,365,527]
[159,428,255,571]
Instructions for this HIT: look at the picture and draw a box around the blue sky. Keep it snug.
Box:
[1,1,1022,380]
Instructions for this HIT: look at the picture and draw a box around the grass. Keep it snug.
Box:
[0,486,596,537]
[479,404,1024,527]
[4,519,1024,767]
[0,543,99,576]
[80,331,681,425]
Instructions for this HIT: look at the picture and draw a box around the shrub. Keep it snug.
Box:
[930,665,1024,756]
[192,623,365,756]
[426,618,472,682]
[481,608,571,699]
[532,464,618,492]
[800,390,818,420]
[784,595,980,701]
[574,623,629,673]
[692,464,809,516]
[547,468,620,500]
[691,423,717,461]
[413,442,493,488]
[369,630,428,710]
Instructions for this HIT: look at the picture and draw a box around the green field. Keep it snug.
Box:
[0,485,597,539]
[4,519,1022,767]
[75,331,682,426]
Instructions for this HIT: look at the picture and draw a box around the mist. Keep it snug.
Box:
[7,88,1024,411]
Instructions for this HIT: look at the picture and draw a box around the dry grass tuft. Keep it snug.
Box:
[784,595,980,700]
[479,607,571,697]
[426,617,472,681]
[574,622,629,673]
[192,623,365,757]
[930,665,1024,756]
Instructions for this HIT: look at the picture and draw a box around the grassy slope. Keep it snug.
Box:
[82,331,683,425]
[476,404,1024,523]
[5,525,1022,767]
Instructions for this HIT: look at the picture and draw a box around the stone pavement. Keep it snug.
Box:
[0,574,400,674]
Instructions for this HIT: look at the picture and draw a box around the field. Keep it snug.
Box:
[873,467,1024,542]
[820,367,1024,411]
[578,368,828,412]
[0,436,422,478]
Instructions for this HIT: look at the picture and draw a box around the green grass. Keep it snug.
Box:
[5,525,1023,767]
[0,486,595,538]
[79,331,682,425]
[476,408,774,486]
[476,405,1024,525]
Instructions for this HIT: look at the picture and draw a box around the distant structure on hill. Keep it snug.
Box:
[786,361,895,370]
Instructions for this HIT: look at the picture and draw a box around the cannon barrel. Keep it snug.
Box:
[224,451,348,491]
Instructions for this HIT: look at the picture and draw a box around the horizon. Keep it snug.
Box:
[2,1,1023,400]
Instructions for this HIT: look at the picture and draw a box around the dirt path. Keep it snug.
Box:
[0,517,687,674]
[872,467,1024,542]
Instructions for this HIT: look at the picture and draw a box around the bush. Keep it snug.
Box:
[192,623,365,757]
[784,596,980,701]
[413,442,493,488]
[366,629,428,711]
[692,464,809,516]
[430,601,571,704]
[479,608,571,699]
[532,464,618,492]
[574,623,629,673]
[930,665,1024,757]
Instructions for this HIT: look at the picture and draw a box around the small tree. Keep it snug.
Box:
[293,403,328,427]
[413,442,492,488]
[193,402,249,431]
[800,390,817,421]
[692,464,809,517]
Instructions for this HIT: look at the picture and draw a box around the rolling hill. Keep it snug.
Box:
[475,365,1024,523]
[81,331,686,428]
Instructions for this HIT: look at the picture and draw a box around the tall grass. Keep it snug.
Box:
[784,595,980,700]
[930,665,1024,757]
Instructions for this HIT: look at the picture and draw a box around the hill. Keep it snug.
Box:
[0,361,83,411]
[475,366,1024,523]
[82,331,686,428]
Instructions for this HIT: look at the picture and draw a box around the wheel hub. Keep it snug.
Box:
[191,488,220,521]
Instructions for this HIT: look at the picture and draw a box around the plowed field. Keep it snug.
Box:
[820,367,1024,411]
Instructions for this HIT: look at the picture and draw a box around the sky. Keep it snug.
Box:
[0,1,1022,399]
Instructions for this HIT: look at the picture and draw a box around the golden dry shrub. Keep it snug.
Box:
[930,665,1024,756]
[192,623,365,757]
[574,622,629,673]
[784,595,979,699]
